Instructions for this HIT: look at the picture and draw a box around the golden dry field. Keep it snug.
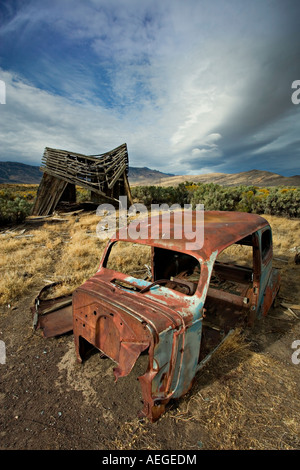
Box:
[0,202,300,450]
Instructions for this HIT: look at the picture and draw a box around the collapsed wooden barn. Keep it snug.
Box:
[31,143,133,216]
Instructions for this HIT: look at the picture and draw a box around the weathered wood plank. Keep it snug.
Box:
[31,173,68,216]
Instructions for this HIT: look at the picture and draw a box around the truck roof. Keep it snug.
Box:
[112,210,269,260]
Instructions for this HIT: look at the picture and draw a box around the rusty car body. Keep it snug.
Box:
[67,210,279,421]
[32,210,280,421]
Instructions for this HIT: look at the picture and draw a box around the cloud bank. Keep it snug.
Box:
[0,0,299,175]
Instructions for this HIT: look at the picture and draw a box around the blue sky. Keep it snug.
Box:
[0,0,299,176]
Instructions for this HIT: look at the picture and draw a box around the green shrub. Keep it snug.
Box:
[131,182,300,218]
[0,193,33,225]
[131,183,189,207]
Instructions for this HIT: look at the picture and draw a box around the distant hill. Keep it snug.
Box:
[0,162,43,184]
[128,166,174,184]
[0,161,299,187]
[149,169,300,187]
[0,161,174,185]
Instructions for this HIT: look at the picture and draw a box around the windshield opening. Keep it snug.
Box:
[104,241,201,296]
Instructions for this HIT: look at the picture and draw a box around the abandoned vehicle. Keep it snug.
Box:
[32,210,281,421]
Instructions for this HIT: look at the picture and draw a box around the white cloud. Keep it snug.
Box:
[0,69,121,159]
[0,0,299,175]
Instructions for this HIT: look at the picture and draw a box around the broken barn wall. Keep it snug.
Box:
[31,143,133,216]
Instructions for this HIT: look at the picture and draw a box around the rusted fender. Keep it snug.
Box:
[31,283,73,338]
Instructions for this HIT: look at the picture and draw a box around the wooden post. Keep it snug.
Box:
[124,172,134,206]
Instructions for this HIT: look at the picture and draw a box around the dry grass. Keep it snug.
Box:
[264,215,300,252]
[218,243,253,266]
[112,419,162,451]
[43,214,107,298]
[263,215,300,303]
[170,329,300,450]
[106,241,151,279]
[0,221,71,304]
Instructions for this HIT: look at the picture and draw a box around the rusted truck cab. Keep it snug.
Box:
[72,211,280,421]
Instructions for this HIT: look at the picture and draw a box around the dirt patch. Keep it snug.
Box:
[1,288,300,450]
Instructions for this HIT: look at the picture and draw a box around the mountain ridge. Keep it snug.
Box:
[0,161,174,185]
[0,161,299,187]
[147,168,300,187]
